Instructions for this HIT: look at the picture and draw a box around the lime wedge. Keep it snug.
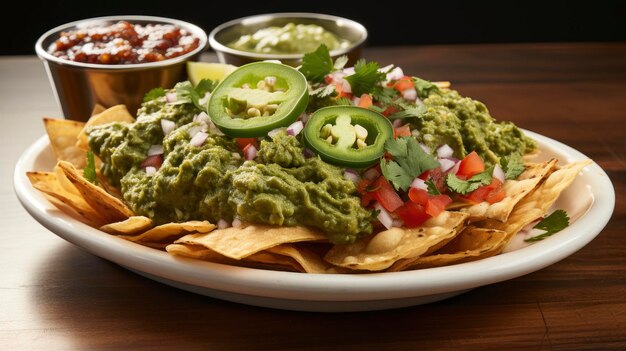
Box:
[187,62,238,86]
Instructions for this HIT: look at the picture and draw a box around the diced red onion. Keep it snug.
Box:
[194,112,210,125]
[217,219,230,229]
[343,169,360,183]
[232,218,243,228]
[392,218,404,228]
[449,159,461,175]
[298,112,310,124]
[402,88,418,101]
[190,131,208,147]
[303,148,315,158]
[187,125,203,138]
[438,158,456,172]
[374,202,394,230]
[268,127,282,138]
[410,177,428,191]
[436,144,454,158]
[352,96,361,106]
[363,167,381,180]
[140,154,163,169]
[161,119,175,135]
[341,79,352,94]
[244,144,258,160]
[166,92,177,103]
[386,66,404,81]
[286,120,304,136]
[493,163,505,183]
[392,119,404,128]
[419,143,431,154]
[147,144,164,156]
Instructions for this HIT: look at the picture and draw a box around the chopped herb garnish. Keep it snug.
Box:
[500,156,526,180]
[143,87,165,102]
[525,210,570,242]
[299,44,334,83]
[426,179,441,195]
[446,165,494,194]
[174,79,216,110]
[380,137,440,191]
[83,150,97,184]
[413,77,439,99]
[345,59,386,96]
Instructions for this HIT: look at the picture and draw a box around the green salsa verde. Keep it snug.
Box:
[227,23,350,55]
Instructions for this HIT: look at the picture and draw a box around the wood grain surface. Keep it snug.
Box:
[1,43,624,350]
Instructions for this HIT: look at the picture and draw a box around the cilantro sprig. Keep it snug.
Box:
[299,44,334,83]
[345,59,386,97]
[174,79,217,110]
[500,156,526,180]
[380,137,440,191]
[143,87,165,102]
[525,210,570,242]
[446,165,494,194]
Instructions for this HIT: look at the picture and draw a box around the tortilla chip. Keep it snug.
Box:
[122,221,215,249]
[76,104,134,150]
[91,104,106,116]
[266,244,333,274]
[100,216,153,235]
[175,224,327,260]
[388,227,507,271]
[166,243,240,265]
[57,160,134,222]
[243,251,303,272]
[43,118,87,168]
[461,160,557,222]
[480,160,592,246]
[324,212,469,271]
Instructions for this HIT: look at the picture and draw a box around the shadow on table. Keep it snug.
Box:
[32,244,549,350]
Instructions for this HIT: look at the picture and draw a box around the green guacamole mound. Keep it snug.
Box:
[87,95,373,244]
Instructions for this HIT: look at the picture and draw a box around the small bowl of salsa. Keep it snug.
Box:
[36,15,208,121]
[209,13,367,67]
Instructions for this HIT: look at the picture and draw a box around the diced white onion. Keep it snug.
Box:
[449,160,461,175]
[342,67,355,75]
[374,202,394,230]
[402,88,418,101]
[419,143,431,154]
[161,119,175,135]
[386,67,404,81]
[343,169,360,183]
[436,144,454,158]
[232,218,243,228]
[166,92,177,103]
[286,120,304,136]
[493,164,505,183]
[189,131,208,147]
[379,64,394,73]
[268,127,283,138]
[217,219,230,229]
[363,167,381,180]
[341,79,352,94]
[392,119,404,128]
[392,218,404,228]
[298,112,310,124]
[147,144,164,156]
[244,144,258,160]
[145,166,157,176]
[187,125,203,138]
[439,158,456,172]
[352,96,361,106]
[410,177,428,191]
[194,111,210,125]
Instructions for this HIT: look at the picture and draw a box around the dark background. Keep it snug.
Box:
[4,0,625,55]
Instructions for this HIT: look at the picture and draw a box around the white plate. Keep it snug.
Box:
[14,131,615,312]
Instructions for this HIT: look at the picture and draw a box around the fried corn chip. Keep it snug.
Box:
[481,160,592,246]
[266,244,333,274]
[76,104,135,150]
[175,224,327,260]
[100,216,153,235]
[27,171,107,226]
[244,251,303,272]
[57,160,134,222]
[43,118,87,168]
[461,160,557,222]
[91,104,106,116]
[121,221,215,249]
[324,212,469,271]
[388,227,507,271]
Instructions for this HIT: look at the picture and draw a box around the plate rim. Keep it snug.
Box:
[13,130,615,303]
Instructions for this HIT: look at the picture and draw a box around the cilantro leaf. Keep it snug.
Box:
[195,78,217,97]
[143,87,165,102]
[413,77,439,99]
[299,44,333,83]
[174,80,216,110]
[525,210,570,242]
[380,137,440,191]
[345,59,386,96]
[335,97,353,106]
[310,84,337,99]
[446,165,494,194]
[388,104,426,120]
[83,150,97,184]
[426,179,441,195]
[500,156,526,180]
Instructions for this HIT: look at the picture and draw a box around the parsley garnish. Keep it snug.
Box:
[446,165,494,194]
[143,87,165,102]
[345,59,386,96]
[380,137,440,191]
[174,79,216,110]
[83,150,97,184]
[299,44,334,83]
[524,210,570,242]
[500,156,526,180]
[413,77,439,99]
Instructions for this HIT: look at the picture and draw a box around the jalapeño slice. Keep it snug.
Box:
[304,106,393,168]
[208,62,309,137]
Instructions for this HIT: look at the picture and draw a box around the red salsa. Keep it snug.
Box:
[47,20,200,64]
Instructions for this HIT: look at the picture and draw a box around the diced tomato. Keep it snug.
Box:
[408,187,429,205]
[425,194,452,217]
[486,187,506,204]
[358,93,373,108]
[324,75,334,84]
[463,178,504,204]
[356,179,375,207]
[235,138,258,151]
[371,176,403,212]
[393,76,415,92]
[396,202,430,228]
[457,151,485,179]
[335,82,353,99]
[382,106,400,117]
[418,170,430,180]
[140,154,163,169]
[394,124,411,138]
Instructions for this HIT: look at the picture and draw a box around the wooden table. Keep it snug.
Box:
[1,43,625,350]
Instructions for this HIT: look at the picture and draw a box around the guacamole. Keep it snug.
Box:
[87,95,373,244]
[227,23,350,55]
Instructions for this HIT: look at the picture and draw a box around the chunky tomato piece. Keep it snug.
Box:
[394,124,411,138]
[393,76,415,92]
[358,93,373,108]
[463,178,504,204]
[357,179,376,207]
[235,138,258,151]
[396,202,430,228]
[425,194,453,217]
[381,105,400,117]
[457,151,484,179]
[486,187,506,204]
[335,82,353,99]
[371,176,403,212]
[408,187,429,205]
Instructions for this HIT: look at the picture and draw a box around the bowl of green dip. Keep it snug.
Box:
[209,13,367,67]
